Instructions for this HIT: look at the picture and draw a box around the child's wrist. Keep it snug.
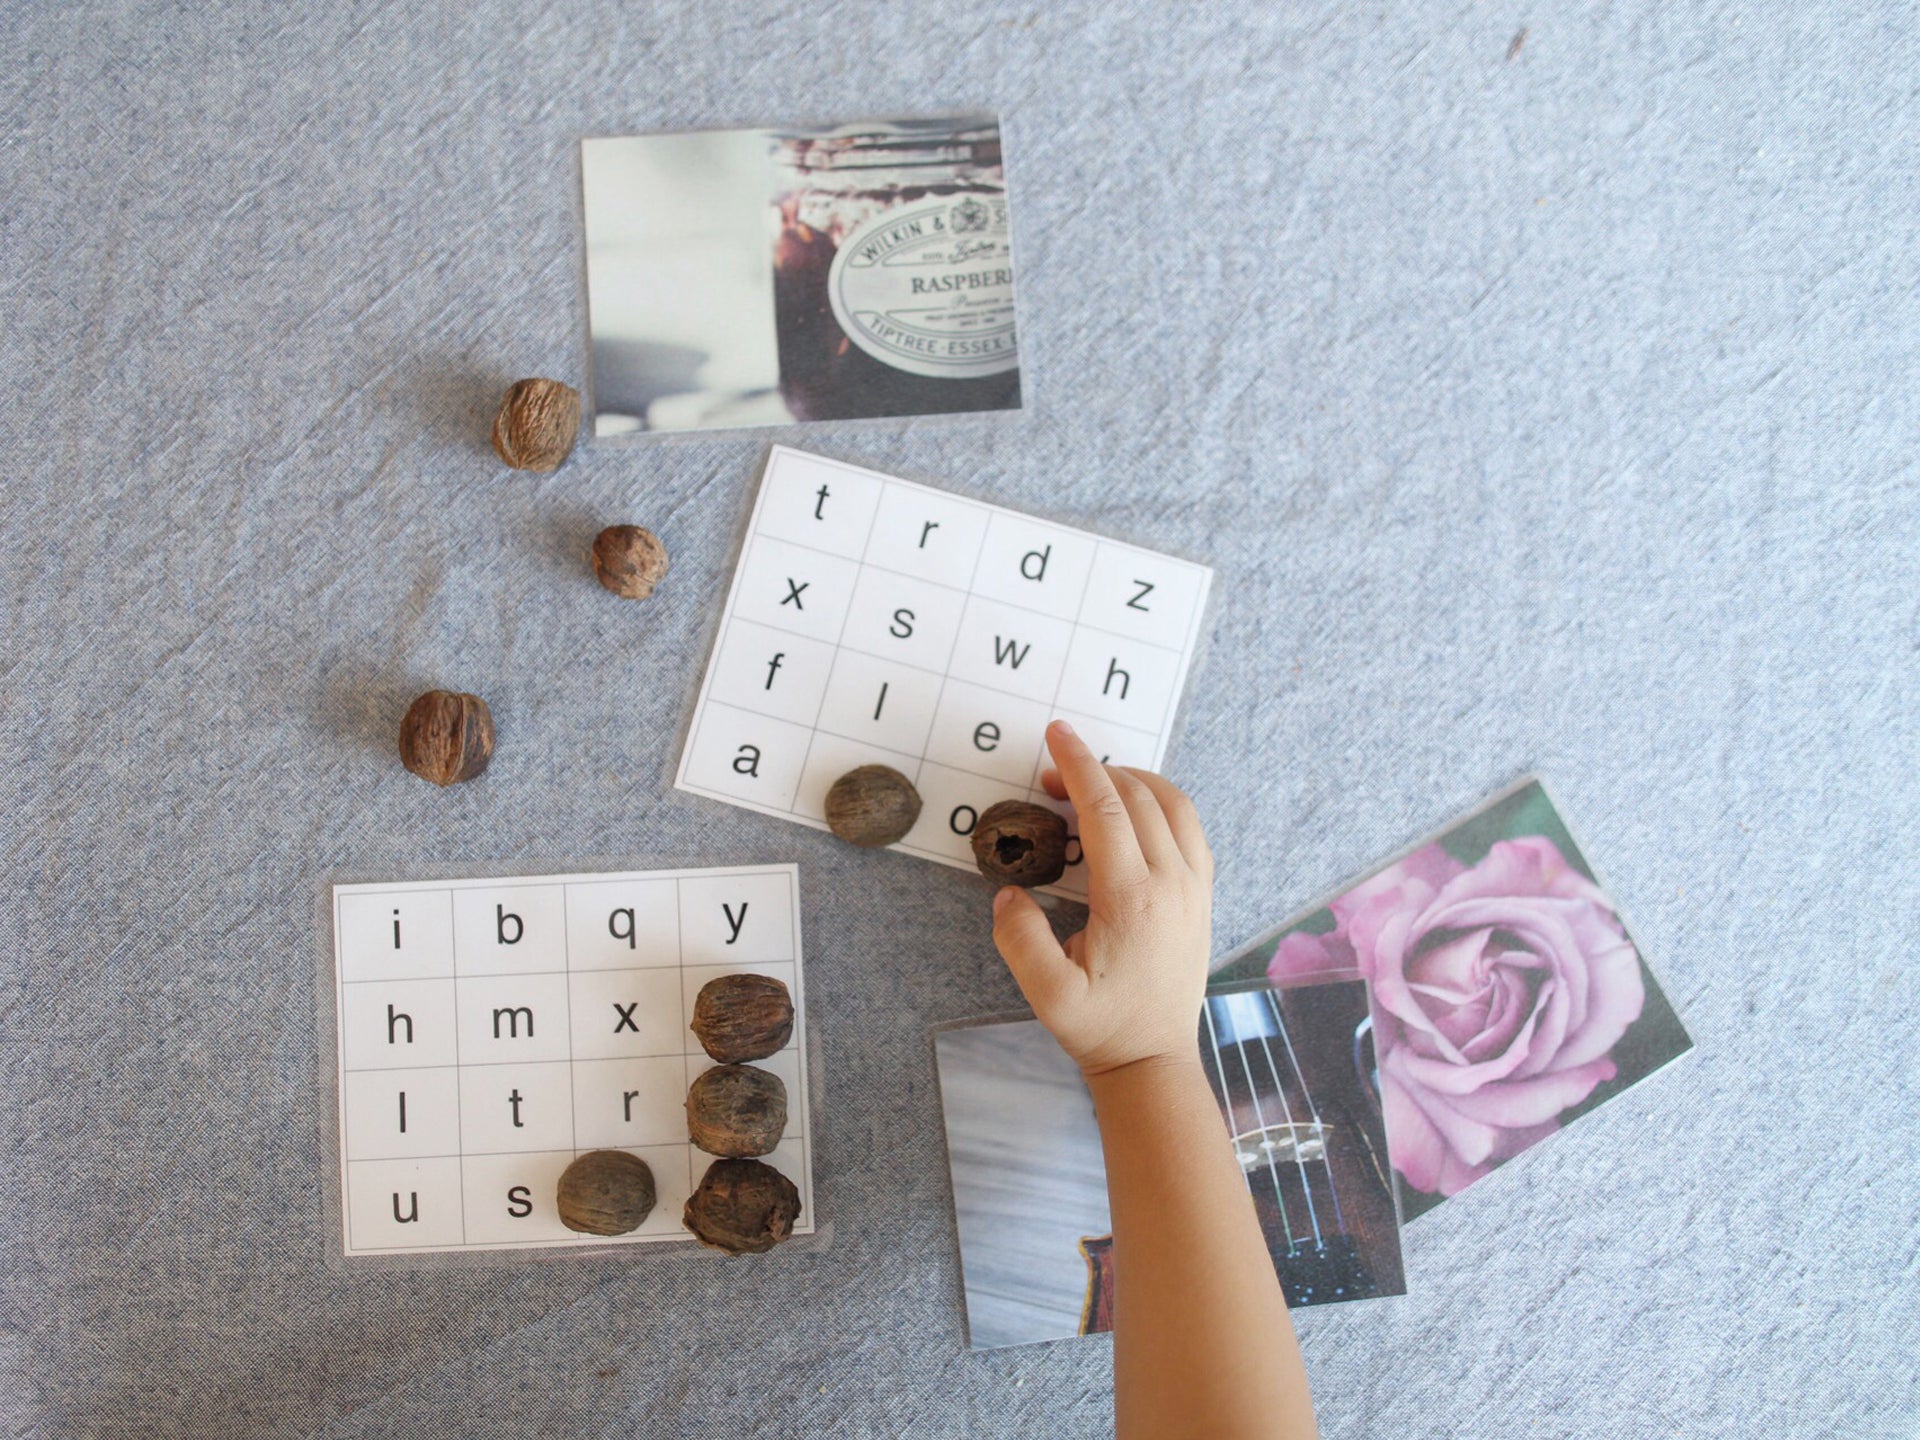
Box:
[1082,1049,1201,1080]
[1082,1051,1210,1108]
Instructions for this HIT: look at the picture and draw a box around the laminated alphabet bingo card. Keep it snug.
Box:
[328,864,814,1258]
[676,448,1214,898]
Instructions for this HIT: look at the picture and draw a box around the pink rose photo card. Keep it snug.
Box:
[1210,779,1692,1222]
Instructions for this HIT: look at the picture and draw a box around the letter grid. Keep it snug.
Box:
[677,447,1214,897]
[331,865,813,1258]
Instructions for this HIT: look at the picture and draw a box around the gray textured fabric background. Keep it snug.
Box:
[4,3,1916,1437]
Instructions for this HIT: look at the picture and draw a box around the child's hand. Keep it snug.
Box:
[990,720,1214,1078]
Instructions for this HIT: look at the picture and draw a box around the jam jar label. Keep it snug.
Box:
[827,194,1018,380]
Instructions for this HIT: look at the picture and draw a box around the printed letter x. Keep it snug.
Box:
[613,1001,639,1034]
[780,578,809,609]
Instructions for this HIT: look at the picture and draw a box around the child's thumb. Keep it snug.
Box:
[991,886,1074,1011]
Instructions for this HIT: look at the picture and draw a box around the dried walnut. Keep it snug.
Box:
[690,973,793,1063]
[398,690,494,786]
[823,764,922,847]
[591,525,669,600]
[557,1149,657,1236]
[490,377,580,472]
[683,1157,802,1255]
[970,799,1070,887]
[686,1063,788,1158]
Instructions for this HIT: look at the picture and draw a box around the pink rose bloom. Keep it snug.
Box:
[1270,837,1644,1196]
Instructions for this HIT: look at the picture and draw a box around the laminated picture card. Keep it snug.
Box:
[582,115,1022,435]
[935,976,1406,1350]
[1211,780,1693,1222]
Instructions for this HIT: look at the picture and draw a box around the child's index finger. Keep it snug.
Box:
[1045,720,1148,895]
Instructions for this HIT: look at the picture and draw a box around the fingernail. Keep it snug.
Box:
[993,887,1013,915]
[1051,719,1077,740]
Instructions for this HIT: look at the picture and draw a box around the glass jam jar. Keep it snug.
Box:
[772,119,1021,421]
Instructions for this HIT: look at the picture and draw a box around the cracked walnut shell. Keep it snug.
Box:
[683,1157,801,1255]
[970,799,1070,887]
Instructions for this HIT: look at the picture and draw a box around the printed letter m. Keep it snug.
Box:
[492,1006,534,1040]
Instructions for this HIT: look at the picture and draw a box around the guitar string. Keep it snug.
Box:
[1240,993,1326,1250]
[1264,989,1348,1237]
[1203,998,1293,1251]
[1202,998,1295,1253]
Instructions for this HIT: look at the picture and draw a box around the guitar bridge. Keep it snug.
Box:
[1231,1121,1329,1170]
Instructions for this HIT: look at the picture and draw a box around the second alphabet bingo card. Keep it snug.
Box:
[330,864,814,1258]
[676,448,1214,898]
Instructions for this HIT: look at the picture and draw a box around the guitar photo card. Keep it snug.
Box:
[933,976,1406,1351]
[1210,778,1693,1223]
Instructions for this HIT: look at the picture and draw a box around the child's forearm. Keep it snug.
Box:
[989,727,1318,1434]
[1089,1055,1319,1440]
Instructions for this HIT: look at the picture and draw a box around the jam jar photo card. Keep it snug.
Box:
[1209,779,1693,1223]
[581,115,1022,435]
